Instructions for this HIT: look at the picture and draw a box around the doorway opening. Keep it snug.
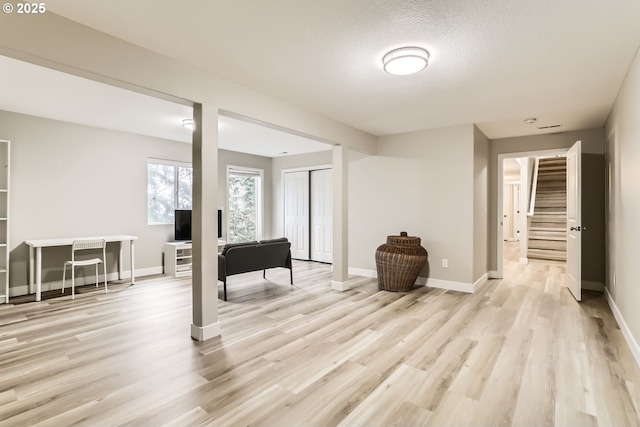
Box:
[497,148,569,278]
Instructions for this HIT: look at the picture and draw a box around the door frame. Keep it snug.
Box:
[496,148,568,278]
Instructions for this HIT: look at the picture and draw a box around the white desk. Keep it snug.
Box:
[25,235,137,302]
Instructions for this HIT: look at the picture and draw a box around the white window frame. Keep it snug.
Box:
[226,165,264,242]
[147,158,193,225]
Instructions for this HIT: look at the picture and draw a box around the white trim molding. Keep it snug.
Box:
[473,273,489,289]
[488,270,501,279]
[9,266,163,297]
[348,267,480,294]
[348,267,376,278]
[606,288,640,368]
[191,321,221,341]
[331,281,351,291]
[425,277,475,293]
[519,257,529,264]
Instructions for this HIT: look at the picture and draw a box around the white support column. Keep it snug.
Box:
[191,103,221,341]
[332,144,350,291]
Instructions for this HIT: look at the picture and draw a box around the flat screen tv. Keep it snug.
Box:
[174,209,223,241]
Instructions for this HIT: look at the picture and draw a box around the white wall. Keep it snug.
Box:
[0,110,191,294]
[349,124,476,285]
[473,125,489,282]
[605,47,640,353]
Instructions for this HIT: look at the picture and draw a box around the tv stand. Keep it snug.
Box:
[163,240,227,278]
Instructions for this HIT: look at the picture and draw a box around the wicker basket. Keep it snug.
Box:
[375,232,428,292]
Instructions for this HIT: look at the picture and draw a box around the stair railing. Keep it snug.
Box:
[527,157,540,217]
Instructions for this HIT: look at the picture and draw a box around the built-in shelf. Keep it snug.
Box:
[163,242,193,278]
[163,240,227,278]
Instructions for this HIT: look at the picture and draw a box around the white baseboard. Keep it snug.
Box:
[191,321,221,341]
[348,267,376,278]
[9,266,163,297]
[519,257,529,264]
[425,277,475,293]
[488,270,501,279]
[331,281,350,291]
[583,280,604,292]
[474,273,489,289]
[606,288,640,368]
[348,267,477,294]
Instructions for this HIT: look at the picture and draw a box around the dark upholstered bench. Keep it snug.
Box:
[217,237,293,300]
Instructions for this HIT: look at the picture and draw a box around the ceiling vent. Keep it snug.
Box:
[538,124,562,130]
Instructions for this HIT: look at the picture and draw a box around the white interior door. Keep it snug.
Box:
[284,171,309,260]
[567,140,582,301]
[503,184,512,241]
[310,169,332,263]
[512,184,520,240]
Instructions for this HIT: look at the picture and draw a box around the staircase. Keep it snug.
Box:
[528,158,567,262]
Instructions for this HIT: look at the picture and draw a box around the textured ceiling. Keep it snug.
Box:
[42,0,640,139]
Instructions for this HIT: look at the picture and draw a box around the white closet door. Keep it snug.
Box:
[503,184,512,241]
[284,171,309,260]
[310,169,332,263]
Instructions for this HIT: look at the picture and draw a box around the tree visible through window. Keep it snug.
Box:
[228,167,262,243]
[148,161,192,224]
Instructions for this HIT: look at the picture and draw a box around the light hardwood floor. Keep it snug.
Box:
[1,243,639,426]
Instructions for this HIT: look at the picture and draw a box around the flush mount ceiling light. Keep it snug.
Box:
[182,118,195,130]
[382,47,429,76]
[524,118,538,125]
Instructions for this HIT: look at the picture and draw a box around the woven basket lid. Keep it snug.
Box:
[387,231,421,246]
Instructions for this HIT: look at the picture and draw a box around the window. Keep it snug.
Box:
[227,166,262,243]
[147,159,192,224]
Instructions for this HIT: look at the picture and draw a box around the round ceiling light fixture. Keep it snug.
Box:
[382,47,429,76]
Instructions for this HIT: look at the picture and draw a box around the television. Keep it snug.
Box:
[174,209,223,241]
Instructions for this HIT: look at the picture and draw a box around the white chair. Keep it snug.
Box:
[62,239,107,299]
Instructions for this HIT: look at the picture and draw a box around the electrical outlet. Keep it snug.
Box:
[442,259,448,268]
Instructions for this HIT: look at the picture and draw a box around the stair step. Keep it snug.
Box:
[529,240,566,250]
[536,183,566,189]
[537,175,565,180]
[535,200,566,205]
[535,200,567,207]
[529,231,567,240]
[531,214,566,222]
[530,226,567,232]
[534,212,567,220]
[528,249,567,262]
[539,158,566,166]
[538,166,566,172]
[536,192,566,198]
